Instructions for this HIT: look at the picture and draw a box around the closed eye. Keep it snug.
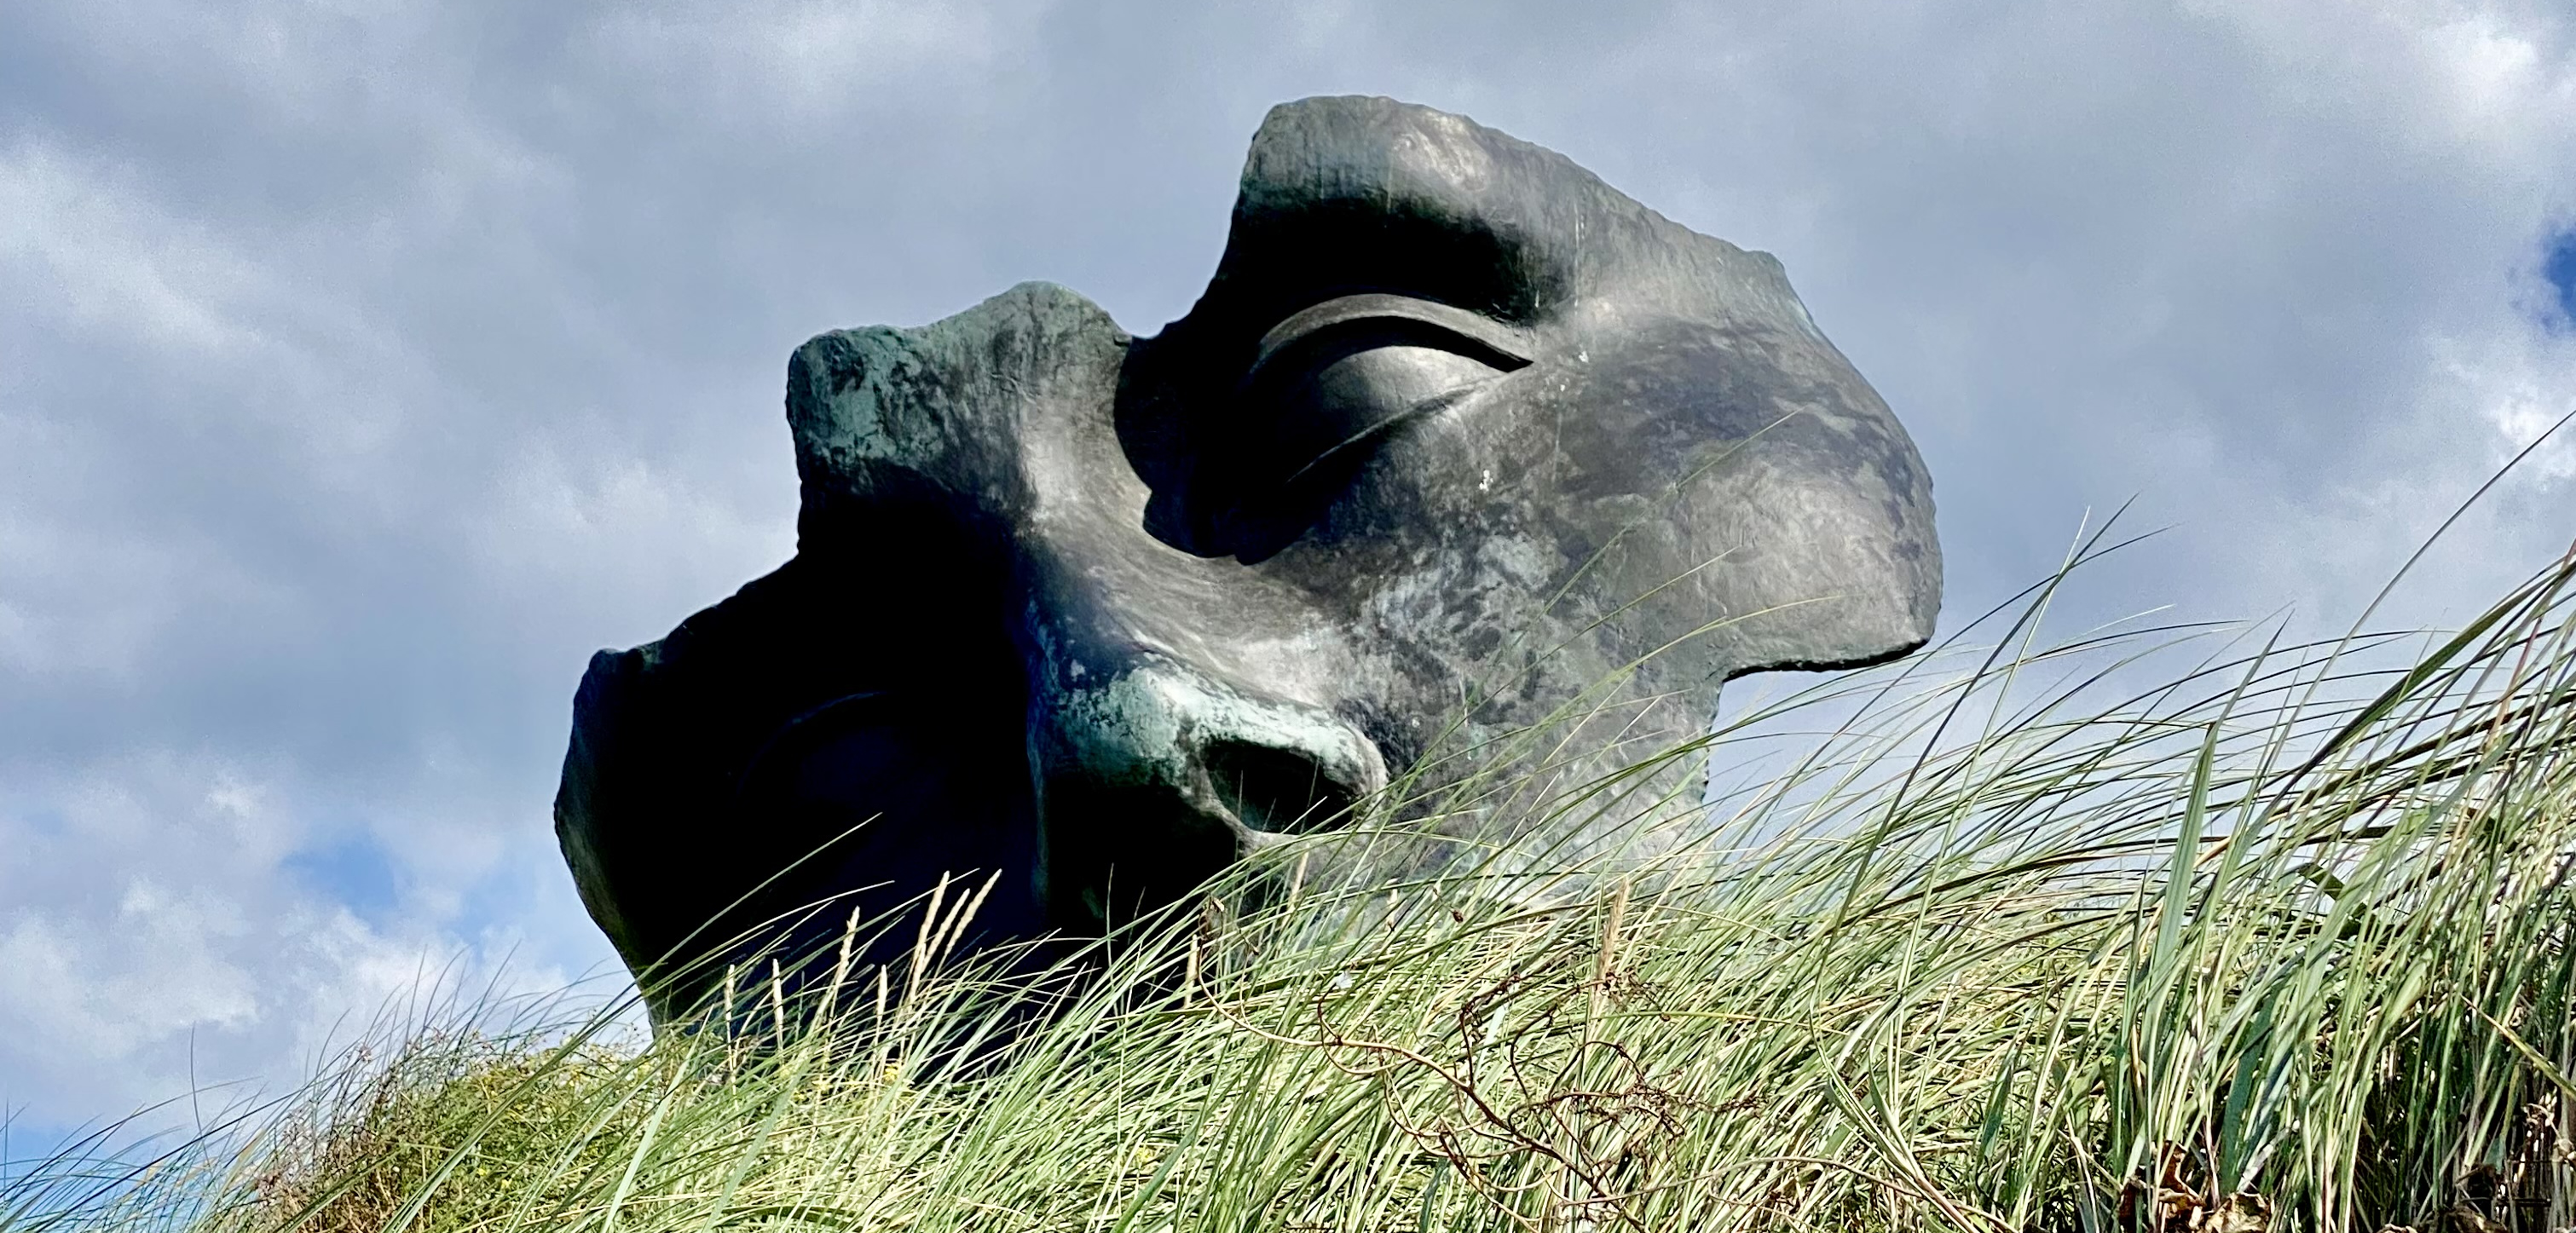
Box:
[1212,294,1534,562]
[1241,293,1535,393]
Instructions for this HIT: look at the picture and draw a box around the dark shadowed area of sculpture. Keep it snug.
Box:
[552,95,1943,1023]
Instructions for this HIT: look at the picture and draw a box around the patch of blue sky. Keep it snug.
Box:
[2546,228,2576,330]
[279,833,405,928]
[10,806,68,841]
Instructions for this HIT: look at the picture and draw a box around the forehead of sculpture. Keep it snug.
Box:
[1117,96,1837,557]
[1201,97,1820,341]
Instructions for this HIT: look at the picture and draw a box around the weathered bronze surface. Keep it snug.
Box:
[555,96,1942,1020]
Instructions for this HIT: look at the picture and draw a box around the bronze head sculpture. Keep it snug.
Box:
[555,96,1942,1021]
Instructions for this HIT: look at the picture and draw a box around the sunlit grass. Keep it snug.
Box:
[14,543,2576,1231]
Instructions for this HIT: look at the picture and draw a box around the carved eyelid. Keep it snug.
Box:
[1239,292,1538,390]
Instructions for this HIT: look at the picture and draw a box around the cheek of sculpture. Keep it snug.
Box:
[729,689,1047,985]
[1254,321,1938,748]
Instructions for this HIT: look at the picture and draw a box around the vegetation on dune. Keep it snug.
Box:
[15,535,2576,1232]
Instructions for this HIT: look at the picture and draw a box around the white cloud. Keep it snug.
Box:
[5,0,2576,1143]
[0,755,586,1121]
[2436,328,2576,480]
[585,0,1045,124]
[0,142,261,357]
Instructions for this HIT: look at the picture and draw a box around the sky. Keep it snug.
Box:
[4,0,2576,1147]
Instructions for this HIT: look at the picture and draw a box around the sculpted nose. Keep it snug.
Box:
[1030,652,1387,933]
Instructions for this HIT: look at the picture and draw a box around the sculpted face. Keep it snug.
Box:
[555,96,1941,1021]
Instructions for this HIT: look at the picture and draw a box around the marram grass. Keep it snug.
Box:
[17,554,2576,1232]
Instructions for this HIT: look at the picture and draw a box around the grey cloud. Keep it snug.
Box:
[3,0,2574,1136]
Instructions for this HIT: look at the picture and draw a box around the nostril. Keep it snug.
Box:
[1033,661,1385,933]
[1204,740,1360,835]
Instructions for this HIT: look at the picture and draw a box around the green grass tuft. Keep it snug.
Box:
[16,547,2576,1231]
